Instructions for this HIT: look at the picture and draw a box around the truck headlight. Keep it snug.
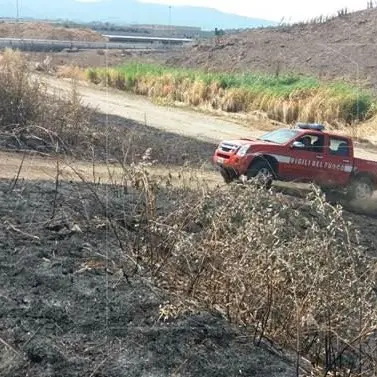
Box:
[237,145,249,157]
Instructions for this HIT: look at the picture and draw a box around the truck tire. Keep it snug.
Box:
[247,160,274,189]
[347,176,374,201]
[220,168,234,184]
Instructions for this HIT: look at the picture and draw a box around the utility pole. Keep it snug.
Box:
[169,5,172,31]
[15,0,20,39]
[168,5,172,48]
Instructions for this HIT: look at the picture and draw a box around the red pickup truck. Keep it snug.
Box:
[213,123,377,200]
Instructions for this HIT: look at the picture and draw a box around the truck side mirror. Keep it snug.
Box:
[291,141,305,149]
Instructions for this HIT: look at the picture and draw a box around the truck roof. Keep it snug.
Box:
[293,124,350,139]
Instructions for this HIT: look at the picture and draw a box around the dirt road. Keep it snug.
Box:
[2,74,258,184]
[0,151,222,188]
[41,75,262,142]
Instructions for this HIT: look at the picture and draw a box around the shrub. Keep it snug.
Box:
[131,182,377,375]
[0,49,46,128]
[0,49,93,155]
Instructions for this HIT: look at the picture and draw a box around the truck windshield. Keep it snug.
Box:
[258,129,300,144]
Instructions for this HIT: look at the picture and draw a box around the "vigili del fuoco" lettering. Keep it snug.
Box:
[289,157,346,171]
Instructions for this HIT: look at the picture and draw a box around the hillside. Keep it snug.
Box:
[166,7,377,89]
[0,22,106,41]
[0,0,275,30]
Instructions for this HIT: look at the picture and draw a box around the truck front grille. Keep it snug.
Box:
[220,143,239,153]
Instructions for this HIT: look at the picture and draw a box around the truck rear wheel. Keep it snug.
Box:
[247,160,274,189]
[347,176,374,201]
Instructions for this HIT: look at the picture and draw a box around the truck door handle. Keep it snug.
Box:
[316,155,323,159]
[343,160,350,163]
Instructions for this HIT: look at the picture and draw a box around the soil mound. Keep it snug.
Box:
[0,22,106,42]
[167,8,377,89]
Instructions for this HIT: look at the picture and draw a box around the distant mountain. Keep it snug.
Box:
[0,0,276,30]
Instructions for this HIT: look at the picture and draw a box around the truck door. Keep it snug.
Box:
[282,133,326,182]
[318,136,353,187]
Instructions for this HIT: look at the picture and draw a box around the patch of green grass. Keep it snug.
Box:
[113,63,321,94]
[86,63,377,125]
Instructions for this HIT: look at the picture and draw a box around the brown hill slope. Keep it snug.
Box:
[0,22,106,41]
[167,8,377,89]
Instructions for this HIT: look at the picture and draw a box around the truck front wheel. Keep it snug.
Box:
[247,160,274,189]
[347,176,374,201]
[220,168,234,184]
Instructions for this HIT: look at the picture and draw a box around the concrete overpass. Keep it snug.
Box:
[0,37,192,52]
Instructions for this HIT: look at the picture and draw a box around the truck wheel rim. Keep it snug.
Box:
[257,168,272,177]
[355,183,373,200]
[256,168,273,183]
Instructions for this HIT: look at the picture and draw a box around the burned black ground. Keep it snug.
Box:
[0,179,295,377]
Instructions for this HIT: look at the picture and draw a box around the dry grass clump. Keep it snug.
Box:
[56,65,87,81]
[120,179,377,376]
[346,114,377,141]
[0,49,46,128]
[0,49,96,155]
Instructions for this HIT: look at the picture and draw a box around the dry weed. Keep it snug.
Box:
[0,49,96,156]
[122,180,377,376]
[71,158,377,375]
[0,49,46,128]
[56,65,87,81]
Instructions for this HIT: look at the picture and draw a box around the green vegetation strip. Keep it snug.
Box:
[87,63,377,125]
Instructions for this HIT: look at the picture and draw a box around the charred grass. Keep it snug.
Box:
[2,168,377,376]
[0,177,297,377]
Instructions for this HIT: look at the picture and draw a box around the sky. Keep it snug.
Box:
[137,0,369,21]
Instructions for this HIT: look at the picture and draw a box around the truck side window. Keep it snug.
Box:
[311,135,324,153]
[329,138,350,157]
[298,134,324,153]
